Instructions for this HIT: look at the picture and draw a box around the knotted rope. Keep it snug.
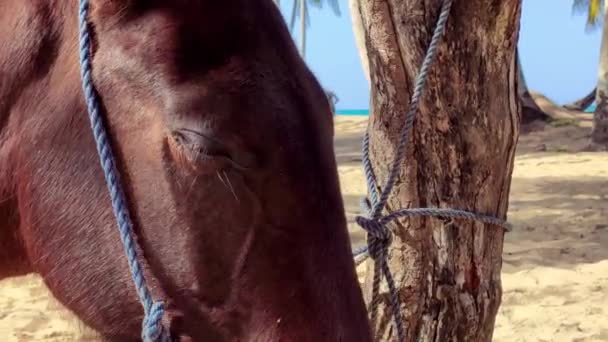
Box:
[352,0,511,341]
[78,1,170,341]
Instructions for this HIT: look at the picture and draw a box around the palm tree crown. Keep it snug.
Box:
[573,0,604,30]
[288,0,341,58]
[289,0,341,32]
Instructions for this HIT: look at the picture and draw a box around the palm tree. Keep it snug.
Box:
[285,1,340,114]
[349,0,369,85]
[517,48,551,123]
[353,0,521,339]
[289,0,341,58]
[564,0,600,111]
[573,0,608,147]
[574,0,604,30]
[563,87,596,111]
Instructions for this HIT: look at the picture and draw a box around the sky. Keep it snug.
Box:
[277,0,603,110]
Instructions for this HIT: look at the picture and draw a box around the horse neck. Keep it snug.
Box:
[1,0,75,183]
[0,2,80,278]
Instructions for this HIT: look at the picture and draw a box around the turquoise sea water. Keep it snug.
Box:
[335,109,369,116]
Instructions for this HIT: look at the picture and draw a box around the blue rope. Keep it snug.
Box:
[77,1,170,341]
[352,0,511,340]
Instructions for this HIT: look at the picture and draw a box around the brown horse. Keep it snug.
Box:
[0,1,372,340]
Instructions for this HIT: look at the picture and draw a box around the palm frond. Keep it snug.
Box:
[289,0,341,31]
[308,0,341,16]
[290,0,311,31]
[573,0,604,31]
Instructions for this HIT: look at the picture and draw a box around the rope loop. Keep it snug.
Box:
[142,302,170,342]
[355,217,391,243]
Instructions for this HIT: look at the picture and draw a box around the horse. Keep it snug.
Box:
[0,1,372,340]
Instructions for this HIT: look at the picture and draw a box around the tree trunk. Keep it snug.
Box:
[563,87,596,111]
[356,1,521,341]
[349,0,370,86]
[516,48,528,96]
[591,0,608,148]
[289,1,297,32]
[516,48,548,124]
[299,0,307,58]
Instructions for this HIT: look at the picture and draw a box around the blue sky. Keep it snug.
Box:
[278,0,603,110]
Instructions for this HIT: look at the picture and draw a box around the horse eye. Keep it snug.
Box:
[171,130,231,158]
[168,129,257,172]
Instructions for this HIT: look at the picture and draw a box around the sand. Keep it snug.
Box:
[2,116,608,341]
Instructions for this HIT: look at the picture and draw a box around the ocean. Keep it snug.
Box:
[335,109,369,116]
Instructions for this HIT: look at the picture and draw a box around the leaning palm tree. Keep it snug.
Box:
[561,0,597,114]
[289,0,341,58]
[517,48,551,123]
[565,0,600,112]
[573,0,608,147]
[563,87,596,111]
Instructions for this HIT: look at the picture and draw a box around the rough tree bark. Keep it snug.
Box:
[354,1,521,341]
[351,0,535,128]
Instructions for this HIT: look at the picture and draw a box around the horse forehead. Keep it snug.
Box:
[93,0,254,26]
[97,5,255,60]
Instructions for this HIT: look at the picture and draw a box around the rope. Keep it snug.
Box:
[77,1,170,341]
[352,0,511,340]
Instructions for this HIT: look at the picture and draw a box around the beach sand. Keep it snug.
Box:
[2,116,608,341]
